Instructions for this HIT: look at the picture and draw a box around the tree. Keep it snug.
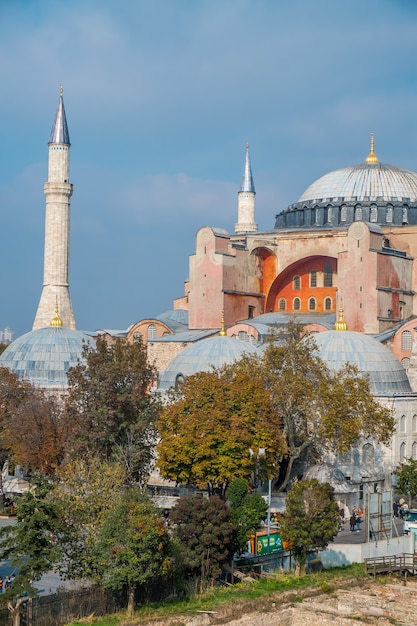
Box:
[279,479,339,575]
[157,369,285,498]
[170,494,234,590]
[0,475,68,626]
[248,323,395,490]
[92,491,172,617]
[0,367,67,475]
[226,479,267,555]
[52,457,126,580]
[395,458,417,508]
[63,336,160,485]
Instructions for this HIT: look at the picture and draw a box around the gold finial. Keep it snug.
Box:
[334,299,348,331]
[219,311,227,336]
[365,132,379,164]
[50,297,63,327]
[246,141,249,150]
[60,84,63,96]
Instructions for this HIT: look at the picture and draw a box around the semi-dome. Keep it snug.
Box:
[0,326,92,390]
[158,335,257,391]
[312,330,411,396]
[303,463,354,493]
[274,138,417,230]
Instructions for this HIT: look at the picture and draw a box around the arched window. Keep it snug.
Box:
[386,205,393,223]
[413,415,417,432]
[400,415,407,434]
[355,204,362,221]
[370,204,377,222]
[324,297,332,311]
[403,205,409,224]
[402,357,410,370]
[340,205,347,222]
[323,262,333,287]
[310,269,317,287]
[400,442,407,462]
[147,324,157,340]
[293,275,301,290]
[293,297,301,311]
[175,374,185,389]
[279,298,286,311]
[413,442,417,461]
[402,330,412,351]
[308,297,316,311]
[362,443,374,464]
[238,331,250,342]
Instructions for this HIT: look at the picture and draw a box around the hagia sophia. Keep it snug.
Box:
[2,89,417,505]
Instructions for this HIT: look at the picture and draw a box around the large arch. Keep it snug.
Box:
[265,255,337,313]
[250,247,277,296]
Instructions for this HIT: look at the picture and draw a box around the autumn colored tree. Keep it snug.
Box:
[246,323,395,490]
[395,458,417,508]
[157,368,285,498]
[279,479,339,575]
[0,367,67,474]
[226,478,267,555]
[92,491,172,617]
[170,494,235,589]
[63,336,160,485]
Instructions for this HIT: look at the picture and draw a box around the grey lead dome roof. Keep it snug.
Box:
[0,327,92,389]
[298,162,417,204]
[313,330,411,396]
[158,336,257,391]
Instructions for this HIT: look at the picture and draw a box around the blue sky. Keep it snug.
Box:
[2,0,417,338]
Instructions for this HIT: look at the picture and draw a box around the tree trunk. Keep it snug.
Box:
[127,583,136,618]
[8,597,27,626]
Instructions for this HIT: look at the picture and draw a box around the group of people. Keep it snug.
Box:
[0,574,15,592]
[339,505,363,533]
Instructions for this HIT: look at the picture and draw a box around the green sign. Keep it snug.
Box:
[256,532,283,555]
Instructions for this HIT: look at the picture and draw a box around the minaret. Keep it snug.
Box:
[33,87,76,330]
[235,142,257,235]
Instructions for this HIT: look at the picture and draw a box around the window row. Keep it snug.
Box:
[399,414,417,434]
[400,441,417,462]
[293,264,333,290]
[279,297,333,312]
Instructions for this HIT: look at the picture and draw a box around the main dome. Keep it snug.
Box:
[298,162,417,205]
[0,326,92,390]
[313,330,412,396]
[274,141,417,230]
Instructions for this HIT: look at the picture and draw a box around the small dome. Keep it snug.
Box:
[158,336,257,391]
[303,463,353,493]
[298,162,417,204]
[313,330,411,396]
[0,327,92,390]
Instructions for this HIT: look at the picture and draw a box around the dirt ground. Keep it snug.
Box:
[134,577,417,626]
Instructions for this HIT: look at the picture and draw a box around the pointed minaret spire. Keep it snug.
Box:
[235,142,258,235]
[33,87,76,330]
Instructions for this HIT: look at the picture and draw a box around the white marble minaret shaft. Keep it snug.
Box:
[33,89,76,329]
[235,142,257,235]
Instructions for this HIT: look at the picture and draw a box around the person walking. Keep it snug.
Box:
[356,507,363,532]
[349,512,357,532]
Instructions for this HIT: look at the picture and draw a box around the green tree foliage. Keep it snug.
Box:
[245,323,395,490]
[395,457,417,508]
[52,457,126,580]
[279,479,339,575]
[64,336,160,485]
[170,494,235,590]
[226,479,267,555]
[92,491,172,617]
[0,475,68,624]
[157,368,285,497]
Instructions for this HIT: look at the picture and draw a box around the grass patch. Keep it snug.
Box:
[65,564,366,626]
